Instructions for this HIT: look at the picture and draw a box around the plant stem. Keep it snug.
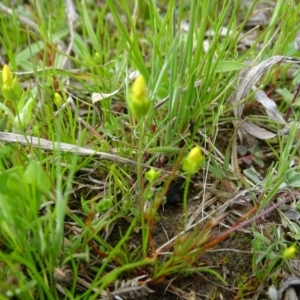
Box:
[137,120,148,256]
[285,83,300,121]
[183,174,191,231]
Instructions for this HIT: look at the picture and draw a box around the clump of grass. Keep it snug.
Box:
[0,0,300,299]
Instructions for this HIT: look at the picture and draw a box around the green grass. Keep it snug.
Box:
[1,0,300,299]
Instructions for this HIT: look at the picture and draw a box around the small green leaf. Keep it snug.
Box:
[276,88,293,104]
[7,171,26,199]
[286,170,300,187]
[251,144,261,154]
[96,198,113,212]
[0,113,8,131]
[24,161,51,194]
[253,232,271,246]
[293,232,300,240]
[253,157,265,168]
[212,61,248,73]
[130,207,141,218]
[0,167,24,196]
[237,145,248,156]
[13,97,36,130]
[243,168,263,185]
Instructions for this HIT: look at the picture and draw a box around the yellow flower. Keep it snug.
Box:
[182,146,203,175]
[2,65,13,86]
[282,245,297,259]
[128,74,151,119]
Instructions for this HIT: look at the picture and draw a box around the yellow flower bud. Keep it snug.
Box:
[132,75,146,99]
[282,245,297,259]
[2,65,13,86]
[145,168,161,183]
[128,74,151,119]
[94,52,102,63]
[182,146,203,175]
[1,65,23,101]
[54,92,63,107]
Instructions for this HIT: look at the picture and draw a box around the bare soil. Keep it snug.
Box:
[147,206,255,300]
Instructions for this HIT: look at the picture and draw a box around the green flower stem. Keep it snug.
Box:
[137,120,148,257]
[183,173,191,231]
[137,121,143,205]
